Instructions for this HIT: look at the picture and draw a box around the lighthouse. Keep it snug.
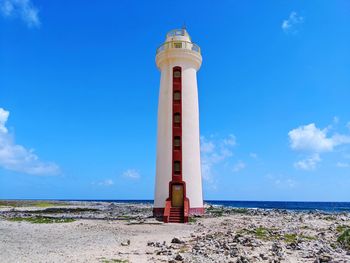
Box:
[153,28,204,223]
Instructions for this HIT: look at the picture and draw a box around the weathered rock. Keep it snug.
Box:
[236,255,250,263]
[314,253,332,263]
[259,253,268,260]
[174,254,184,261]
[171,237,184,244]
[121,240,130,246]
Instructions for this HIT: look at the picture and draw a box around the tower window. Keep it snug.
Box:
[173,71,181,78]
[174,113,181,124]
[174,161,181,174]
[174,42,182,48]
[174,91,181,101]
[174,136,181,147]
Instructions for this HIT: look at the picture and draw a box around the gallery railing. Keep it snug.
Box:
[156,41,201,55]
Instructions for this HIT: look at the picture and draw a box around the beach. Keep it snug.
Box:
[0,201,349,263]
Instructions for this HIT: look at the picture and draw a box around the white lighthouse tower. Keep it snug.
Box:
[153,28,204,223]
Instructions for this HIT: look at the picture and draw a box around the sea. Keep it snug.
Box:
[71,200,350,213]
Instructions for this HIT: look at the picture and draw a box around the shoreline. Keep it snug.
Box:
[2,199,350,213]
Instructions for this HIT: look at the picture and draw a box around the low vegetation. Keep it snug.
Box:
[336,225,350,233]
[0,200,71,208]
[254,227,271,240]
[238,227,315,243]
[284,233,298,243]
[206,206,249,217]
[323,215,337,221]
[188,217,197,223]
[206,206,224,217]
[337,228,350,250]
[231,208,249,214]
[299,234,316,241]
[28,207,99,214]
[8,217,75,224]
[238,227,277,241]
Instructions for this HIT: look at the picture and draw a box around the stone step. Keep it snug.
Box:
[169,219,184,223]
[169,216,183,219]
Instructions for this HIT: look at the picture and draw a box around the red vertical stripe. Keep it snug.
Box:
[172,66,182,182]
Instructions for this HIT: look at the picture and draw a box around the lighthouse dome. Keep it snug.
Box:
[165,28,191,42]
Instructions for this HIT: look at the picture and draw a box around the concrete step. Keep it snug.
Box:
[169,219,184,223]
[169,216,184,219]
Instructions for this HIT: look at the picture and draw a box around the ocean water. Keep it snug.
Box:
[74,200,350,213]
[205,200,350,213]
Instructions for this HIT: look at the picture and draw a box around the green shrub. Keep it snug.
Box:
[231,208,249,214]
[337,228,350,250]
[336,225,349,233]
[284,233,297,243]
[254,227,269,240]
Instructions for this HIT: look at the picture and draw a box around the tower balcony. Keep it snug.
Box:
[155,28,202,70]
[156,40,201,55]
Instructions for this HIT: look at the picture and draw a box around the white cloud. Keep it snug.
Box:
[336,162,349,168]
[0,0,40,28]
[0,108,60,175]
[97,179,114,186]
[122,169,140,179]
[289,122,350,170]
[249,152,258,159]
[288,123,350,153]
[223,134,236,146]
[200,134,236,188]
[282,11,303,33]
[294,154,321,171]
[266,174,297,189]
[232,160,246,173]
[0,108,9,133]
[200,136,215,153]
[275,178,296,188]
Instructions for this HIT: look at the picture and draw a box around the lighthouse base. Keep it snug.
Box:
[153,207,205,218]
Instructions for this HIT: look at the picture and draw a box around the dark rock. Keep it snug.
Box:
[230,247,239,257]
[174,254,184,261]
[121,240,130,246]
[271,242,284,258]
[259,253,268,260]
[171,237,184,244]
[236,255,250,263]
[314,254,332,263]
[286,242,301,250]
[301,251,315,258]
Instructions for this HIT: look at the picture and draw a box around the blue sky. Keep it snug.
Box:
[1,0,350,201]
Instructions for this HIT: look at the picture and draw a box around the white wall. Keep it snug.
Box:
[154,53,203,209]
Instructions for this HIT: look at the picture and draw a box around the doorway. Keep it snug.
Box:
[171,184,184,207]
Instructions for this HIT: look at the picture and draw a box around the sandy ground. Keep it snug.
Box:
[0,219,193,263]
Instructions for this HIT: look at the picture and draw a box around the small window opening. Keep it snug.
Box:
[174,42,182,48]
[173,71,181,78]
[174,161,181,174]
[174,113,181,123]
[174,136,181,147]
[174,91,181,101]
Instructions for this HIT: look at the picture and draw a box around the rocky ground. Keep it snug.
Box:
[0,200,349,262]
